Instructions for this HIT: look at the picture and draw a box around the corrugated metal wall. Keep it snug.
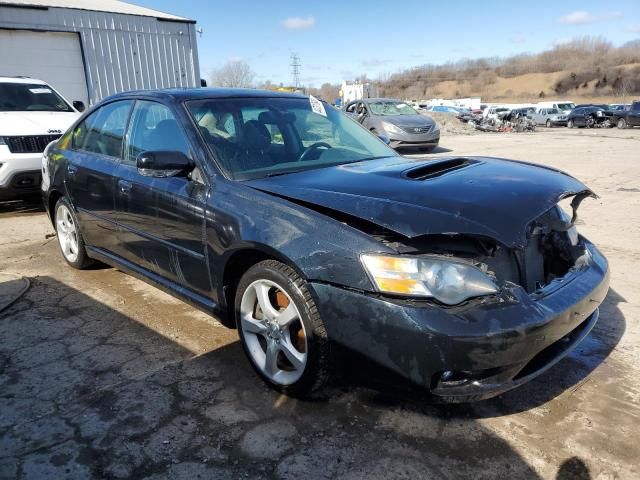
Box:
[0,5,200,104]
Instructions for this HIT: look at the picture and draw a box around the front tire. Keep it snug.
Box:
[567,119,574,129]
[235,260,331,397]
[617,118,627,129]
[546,119,552,128]
[54,197,93,269]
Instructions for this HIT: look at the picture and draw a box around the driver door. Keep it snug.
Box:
[114,100,211,296]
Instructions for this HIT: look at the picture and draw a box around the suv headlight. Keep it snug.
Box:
[381,122,404,135]
[361,254,498,305]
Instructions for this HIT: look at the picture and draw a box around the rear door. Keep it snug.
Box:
[114,100,211,296]
[64,100,133,251]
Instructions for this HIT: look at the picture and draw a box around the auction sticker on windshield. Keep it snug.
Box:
[309,95,326,117]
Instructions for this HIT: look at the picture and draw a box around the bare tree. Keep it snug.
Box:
[210,60,255,88]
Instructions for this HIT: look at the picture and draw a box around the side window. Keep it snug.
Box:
[124,101,191,166]
[631,102,640,112]
[73,100,133,157]
[345,102,357,113]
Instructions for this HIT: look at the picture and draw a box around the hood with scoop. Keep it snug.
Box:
[245,156,595,248]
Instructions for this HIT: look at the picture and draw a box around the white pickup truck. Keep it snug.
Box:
[0,77,82,200]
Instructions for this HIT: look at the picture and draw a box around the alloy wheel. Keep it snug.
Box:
[240,279,307,385]
[56,204,79,263]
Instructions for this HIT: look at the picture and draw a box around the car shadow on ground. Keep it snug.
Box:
[0,275,607,479]
[0,195,45,217]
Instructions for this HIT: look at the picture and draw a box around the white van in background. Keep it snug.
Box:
[537,101,576,114]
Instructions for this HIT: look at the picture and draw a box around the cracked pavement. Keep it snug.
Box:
[1,128,639,479]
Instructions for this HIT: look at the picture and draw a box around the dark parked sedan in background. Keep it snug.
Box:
[344,98,440,152]
[567,106,613,128]
[42,88,609,402]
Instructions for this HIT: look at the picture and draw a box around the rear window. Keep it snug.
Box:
[0,82,72,112]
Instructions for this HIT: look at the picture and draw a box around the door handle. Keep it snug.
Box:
[67,165,78,177]
[118,180,133,194]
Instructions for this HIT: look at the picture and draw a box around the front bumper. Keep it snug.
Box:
[388,130,440,150]
[0,147,43,198]
[311,241,609,402]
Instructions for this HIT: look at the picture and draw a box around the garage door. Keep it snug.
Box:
[0,30,89,105]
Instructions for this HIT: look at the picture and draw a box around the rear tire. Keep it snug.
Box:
[235,260,331,397]
[617,118,627,129]
[54,197,94,269]
[567,119,574,129]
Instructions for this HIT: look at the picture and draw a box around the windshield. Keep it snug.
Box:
[368,101,417,116]
[557,103,575,111]
[187,97,396,181]
[0,82,72,112]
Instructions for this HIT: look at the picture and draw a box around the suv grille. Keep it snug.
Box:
[5,135,61,154]
[400,125,432,134]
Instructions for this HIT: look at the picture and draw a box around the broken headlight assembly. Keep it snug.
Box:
[361,254,498,305]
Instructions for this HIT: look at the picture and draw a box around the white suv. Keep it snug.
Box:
[0,77,82,200]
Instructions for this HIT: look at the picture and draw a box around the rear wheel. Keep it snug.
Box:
[617,118,627,129]
[54,197,93,269]
[567,119,574,128]
[235,260,331,397]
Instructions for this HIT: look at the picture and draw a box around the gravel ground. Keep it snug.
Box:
[1,126,639,479]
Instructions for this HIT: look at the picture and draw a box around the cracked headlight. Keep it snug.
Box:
[361,254,498,305]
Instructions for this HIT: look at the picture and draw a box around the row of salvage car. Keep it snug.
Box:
[425,100,640,132]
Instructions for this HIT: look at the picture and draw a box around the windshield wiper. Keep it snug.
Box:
[263,170,300,178]
[261,156,390,178]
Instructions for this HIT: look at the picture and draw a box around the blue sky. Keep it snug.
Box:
[136,0,640,87]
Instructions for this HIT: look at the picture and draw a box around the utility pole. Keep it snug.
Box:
[290,53,301,90]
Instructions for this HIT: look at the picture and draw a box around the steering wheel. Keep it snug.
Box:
[299,142,332,161]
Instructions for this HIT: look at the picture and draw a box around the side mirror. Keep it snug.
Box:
[136,151,194,178]
[377,134,391,145]
[73,101,85,112]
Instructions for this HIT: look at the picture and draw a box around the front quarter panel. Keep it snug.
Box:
[205,178,391,305]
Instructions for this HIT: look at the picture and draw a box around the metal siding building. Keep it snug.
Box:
[0,0,200,105]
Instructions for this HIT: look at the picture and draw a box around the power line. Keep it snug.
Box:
[290,53,301,89]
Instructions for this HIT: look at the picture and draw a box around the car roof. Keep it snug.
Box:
[104,88,308,103]
[0,76,47,85]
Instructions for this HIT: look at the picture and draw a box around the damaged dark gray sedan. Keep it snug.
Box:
[42,89,609,402]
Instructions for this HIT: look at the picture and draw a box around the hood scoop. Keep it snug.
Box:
[405,158,479,180]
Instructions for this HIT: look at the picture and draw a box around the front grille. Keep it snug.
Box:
[400,125,432,134]
[5,135,61,154]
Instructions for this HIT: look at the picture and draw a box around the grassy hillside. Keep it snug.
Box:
[378,37,640,103]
